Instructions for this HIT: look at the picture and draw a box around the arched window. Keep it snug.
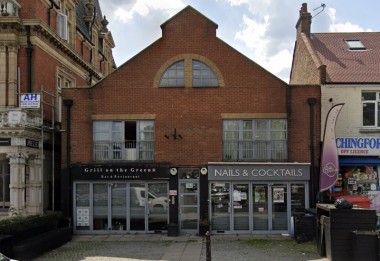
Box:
[159,60,184,87]
[192,60,218,87]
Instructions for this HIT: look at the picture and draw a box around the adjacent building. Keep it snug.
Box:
[0,0,115,216]
[62,6,320,235]
[291,3,380,210]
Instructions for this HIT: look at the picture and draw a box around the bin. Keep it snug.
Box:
[167,223,178,237]
[317,204,376,261]
[292,212,316,243]
[351,230,378,261]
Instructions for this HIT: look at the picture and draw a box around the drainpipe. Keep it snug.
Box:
[47,0,60,26]
[63,99,73,222]
[26,26,32,93]
[308,98,317,207]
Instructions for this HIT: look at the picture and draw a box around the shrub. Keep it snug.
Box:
[0,211,64,236]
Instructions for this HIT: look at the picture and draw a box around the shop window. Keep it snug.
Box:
[362,91,380,127]
[223,119,287,161]
[340,166,378,202]
[75,183,90,230]
[93,120,154,161]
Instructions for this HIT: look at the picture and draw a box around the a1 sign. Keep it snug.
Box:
[20,93,41,109]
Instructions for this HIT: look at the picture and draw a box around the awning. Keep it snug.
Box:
[339,156,380,166]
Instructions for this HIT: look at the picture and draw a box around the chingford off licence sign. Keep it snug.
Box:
[208,164,310,181]
[336,137,380,156]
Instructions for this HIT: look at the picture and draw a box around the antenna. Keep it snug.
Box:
[312,3,326,18]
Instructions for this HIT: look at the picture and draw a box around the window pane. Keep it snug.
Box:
[94,121,108,132]
[363,103,375,126]
[271,120,286,130]
[160,60,184,87]
[243,131,252,140]
[140,132,154,141]
[256,120,267,131]
[271,131,286,140]
[362,92,376,101]
[139,121,154,131]
[243,121,253,130]
[224,120,239,130]
[192,60,218,87]
[378,103,380,127]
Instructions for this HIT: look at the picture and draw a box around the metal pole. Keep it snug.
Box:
[52,93,55,211]
[41,88,44,212]
[206,231,212,261]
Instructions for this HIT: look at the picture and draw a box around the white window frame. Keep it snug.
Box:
[362,91,380,127]
[57,12,68,41]
[223,119,287,161]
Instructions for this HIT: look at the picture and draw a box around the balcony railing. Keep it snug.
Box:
[93,140,154,161]
[223,140,287,162]
[0,0,20,17]
[0,109,42,128]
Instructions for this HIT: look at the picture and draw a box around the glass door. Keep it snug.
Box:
[93,183,108,231]
[211,182,230,231]
[179,181,198,231]
[130,183,146,231]
[147,183,168,232]
[232,183,249,231]
[75,183,90,231]
[252,184,269,230]
[110,183,127,231]
[271,184,288,231]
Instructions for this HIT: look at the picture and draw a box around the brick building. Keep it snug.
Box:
[0,0,115,216]
[62,6,319,235]
[291,3,380,209]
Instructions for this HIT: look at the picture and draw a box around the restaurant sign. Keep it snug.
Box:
[71,164,170,181]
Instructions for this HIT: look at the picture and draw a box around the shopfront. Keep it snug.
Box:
[71,164,171,234]
[336,137,380,211]
[208,163,310,234]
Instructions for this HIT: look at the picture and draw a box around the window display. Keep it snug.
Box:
[335,166,380,211]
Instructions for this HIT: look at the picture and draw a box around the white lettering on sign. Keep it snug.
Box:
[214,168,303,177]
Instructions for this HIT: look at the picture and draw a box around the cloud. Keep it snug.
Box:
[326,7,372,32]
[231,0,299,80]
[109,0,185,23]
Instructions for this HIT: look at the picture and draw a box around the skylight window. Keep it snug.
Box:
[345,40,366,50]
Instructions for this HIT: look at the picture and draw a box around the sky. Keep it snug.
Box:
[98,0,380,83]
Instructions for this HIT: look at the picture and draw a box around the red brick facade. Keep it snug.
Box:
[63,6,319,167]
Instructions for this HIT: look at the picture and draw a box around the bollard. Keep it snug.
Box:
[206,231,211,261]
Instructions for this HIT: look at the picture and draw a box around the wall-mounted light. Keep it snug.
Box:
[165,128,182,140]
[170,168,177,175]
[200,167,208,175]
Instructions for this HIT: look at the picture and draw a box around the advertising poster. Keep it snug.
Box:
[273,187,284,203]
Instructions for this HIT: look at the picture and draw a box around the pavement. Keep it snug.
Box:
[33,233,329,261]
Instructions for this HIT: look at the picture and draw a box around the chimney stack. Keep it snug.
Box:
[296,3,312,37]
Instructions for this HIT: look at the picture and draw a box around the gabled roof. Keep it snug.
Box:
[160,5,218,30]
[310,32,380,83]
